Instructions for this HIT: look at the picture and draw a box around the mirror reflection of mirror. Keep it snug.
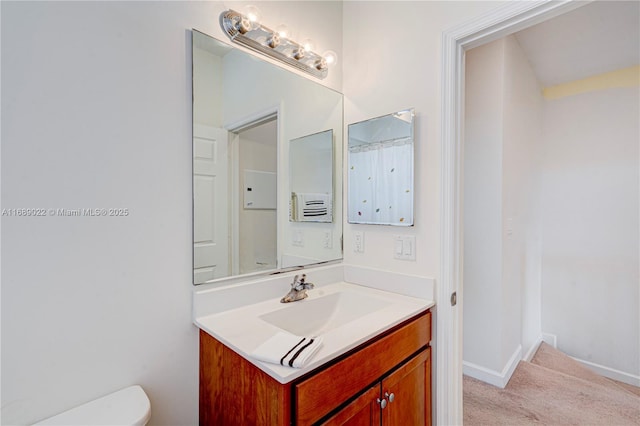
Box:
[192,30,344,285]
[348,109,415,226]
[290,129,334,223]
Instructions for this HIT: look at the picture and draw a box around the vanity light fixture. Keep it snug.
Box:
[220,8,336,79]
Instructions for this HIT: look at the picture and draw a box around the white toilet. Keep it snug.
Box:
[34,385,151,426]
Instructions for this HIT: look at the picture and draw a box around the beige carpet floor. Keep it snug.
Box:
[463,343,640,425]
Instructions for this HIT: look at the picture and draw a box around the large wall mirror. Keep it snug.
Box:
[348,109,415,226]
[192,29,343,285]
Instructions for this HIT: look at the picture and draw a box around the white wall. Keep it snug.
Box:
[290,131,334,197]
[193,47,223,128]
[463,36,543,381]
[502,36,543,361]
[463,38,506,372]
[342,0,503,275]
[1,1,342,424]
[540,86,639,377]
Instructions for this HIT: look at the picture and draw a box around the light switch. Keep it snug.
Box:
[395,239,403,255]
[403,238,413,256]
[394,235,416,261]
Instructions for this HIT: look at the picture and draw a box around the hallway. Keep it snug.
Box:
[464,343,640,425]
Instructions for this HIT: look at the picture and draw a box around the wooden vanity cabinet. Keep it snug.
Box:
[199,309,431,426]
[322,348,430,425]
[381,348,431,425]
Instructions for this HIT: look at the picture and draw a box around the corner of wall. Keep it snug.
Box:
[463,344,523,388]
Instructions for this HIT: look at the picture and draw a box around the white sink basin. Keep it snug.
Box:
[259,291,389,336]
[194,281,433,384]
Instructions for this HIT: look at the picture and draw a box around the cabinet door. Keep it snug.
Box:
[381,348,431,426]
[296,313,431,424]
[321,385,382,426]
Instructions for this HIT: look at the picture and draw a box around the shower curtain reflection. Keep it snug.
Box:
[348,138,413,225]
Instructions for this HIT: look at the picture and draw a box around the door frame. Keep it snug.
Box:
[226,106,281,275]
[438,1,588,423]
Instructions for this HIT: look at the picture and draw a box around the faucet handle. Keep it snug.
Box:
[290,274,299,288]
[298,274,314,290]
[291,274,314,291]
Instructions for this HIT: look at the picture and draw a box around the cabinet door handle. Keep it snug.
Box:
[377,397,388,409]
[385,392,395,403]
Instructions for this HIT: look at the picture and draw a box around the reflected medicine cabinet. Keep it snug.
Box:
[347,109,415,226]
[289,129,334,223]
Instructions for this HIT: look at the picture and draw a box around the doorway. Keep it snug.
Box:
[438,2,588,424]
[229,116,278,276]
[461,0,639,391]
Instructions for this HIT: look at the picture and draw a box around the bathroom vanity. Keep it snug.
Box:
[191,26,433,425]
[198,286,432,425]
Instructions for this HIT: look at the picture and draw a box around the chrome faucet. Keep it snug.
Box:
[280,274,315,303]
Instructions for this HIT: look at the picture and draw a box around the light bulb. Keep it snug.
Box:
[243,5,262,29]
[301,38,315,52]
[275,24,289,39]
[322,50,338,67]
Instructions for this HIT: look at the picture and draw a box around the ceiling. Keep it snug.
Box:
[514,1,640,87]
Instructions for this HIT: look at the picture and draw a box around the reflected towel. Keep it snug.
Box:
[251,332,323,368]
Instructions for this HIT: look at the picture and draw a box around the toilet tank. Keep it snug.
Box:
[33,385,151,426]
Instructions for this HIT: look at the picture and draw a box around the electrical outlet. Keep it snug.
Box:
[353,231,364,253]
[323,230,332,249]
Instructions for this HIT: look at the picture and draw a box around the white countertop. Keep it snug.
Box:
[195,281,434,384]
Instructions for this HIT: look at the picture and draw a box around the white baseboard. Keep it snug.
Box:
[539,333,639,387]
[463,345,522,388]
[523,335,544,362]
[541,333,557,348]
[572,357,640,387]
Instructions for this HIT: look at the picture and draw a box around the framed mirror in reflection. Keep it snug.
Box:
[290,129,334,223]
[347,109,415,226]
[192,30,343,285]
